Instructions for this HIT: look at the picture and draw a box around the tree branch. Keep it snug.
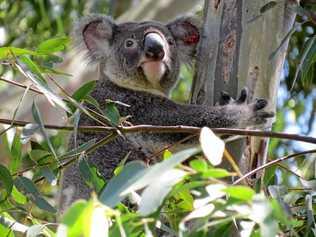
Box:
[0,117,316,144]
[233,149,316,184]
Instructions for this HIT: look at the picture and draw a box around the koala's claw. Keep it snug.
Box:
[220,87,248,105]
[237,87,248,104]
[220,91,232,105]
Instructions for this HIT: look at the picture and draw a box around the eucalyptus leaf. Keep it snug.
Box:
[79,155,105,193]
[189,159,208,172]
[104,101,120,126]
[72,81,96,102]
[0,47,40,60]
[139,169,186,216]
[224,186,255,201]
[26,225,44,237]
[62,200,93,237]
[61,139,97,158]
[16,59,70,113]
[0,165,13,202]
[40,167,57,185]
[99,161,147,207]
[11,186,27,204]
[199,127,225,166]
[202,168,232,179]
[9,133,22,173]
[37,36,70,54]
[32,101,58,161]
[14,176,56,213]
[21,123,40,144]
[121,147,200,196]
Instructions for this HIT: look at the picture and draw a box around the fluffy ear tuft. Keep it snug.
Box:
[74,15,116,62]
[167,16,201,64]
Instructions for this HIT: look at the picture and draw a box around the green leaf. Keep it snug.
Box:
[19,55,47,84]
[72,81,96,102]
[61,139,97,158]
[62,200,93,237]
[104,101,120,126]
[27,225,44,237]
[200,127,225,166]
[0,214,28,234]
[11,186,27,204]
[32,101,58,161]
[202,168,232,178]
[121,147,201,196]
[29,149,51,162]
[14,176,56,213]
[68,81,96,113]
[85,95,102,112]
[99,161,147,207]
[163,150,172,160]
[72,109,81,147]
[21,123,40,144]
[16,58,70,113]
[113,152,130,176]
[39,167,57,185]
[0,165,13,202]
[139,169,186,216]
[9,133,22,173]
[224,186,255,201]
[0,47,40,60]
[291,35,316,90]
[173,188,194,211]
[189,159,208,172]
[79,155,105,193]
[37,36,70,54]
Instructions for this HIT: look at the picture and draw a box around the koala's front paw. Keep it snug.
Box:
[221,88,274,126]
[249,98,274,124]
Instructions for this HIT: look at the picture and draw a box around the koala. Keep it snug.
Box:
[59,15,273,212]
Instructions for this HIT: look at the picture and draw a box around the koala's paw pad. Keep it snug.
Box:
[249,97,274,125]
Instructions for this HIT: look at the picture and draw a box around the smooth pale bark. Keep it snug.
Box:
[192,0,297,177]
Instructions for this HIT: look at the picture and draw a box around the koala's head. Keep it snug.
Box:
[76,15,200,95]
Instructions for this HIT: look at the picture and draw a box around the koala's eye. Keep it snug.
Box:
[124,39,137,49]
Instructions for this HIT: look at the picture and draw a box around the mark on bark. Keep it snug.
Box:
[246,66,259,101]
[222,30,236,83]
[214,0,221,10]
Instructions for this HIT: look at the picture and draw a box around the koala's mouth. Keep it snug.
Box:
[138,60,168,88]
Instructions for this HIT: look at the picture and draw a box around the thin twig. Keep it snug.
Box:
[0,85,30,136]
[0,77,42,94]
[276,163,306,180]
[34,132,118,183]
[223,149,243,177]
[233,149,316,184]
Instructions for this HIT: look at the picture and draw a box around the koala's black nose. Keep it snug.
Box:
[144,33,165,60]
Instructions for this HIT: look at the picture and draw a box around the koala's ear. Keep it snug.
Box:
[167,16,201,64]
[75,15,116,61]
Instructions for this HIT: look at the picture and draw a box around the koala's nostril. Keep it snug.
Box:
[145,49,164,60]
[144,33,165,60]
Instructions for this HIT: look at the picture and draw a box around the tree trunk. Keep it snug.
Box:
[192,0,297,179]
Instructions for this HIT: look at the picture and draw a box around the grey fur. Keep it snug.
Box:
[59,15,273,213]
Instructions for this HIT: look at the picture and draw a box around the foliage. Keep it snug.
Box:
[0,1,316,237]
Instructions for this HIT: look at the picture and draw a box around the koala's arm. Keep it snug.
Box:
[118,88,273,128]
